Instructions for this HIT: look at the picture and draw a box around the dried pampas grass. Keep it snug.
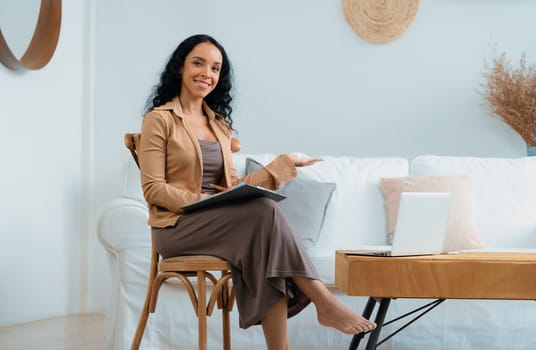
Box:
[481,52,536,146]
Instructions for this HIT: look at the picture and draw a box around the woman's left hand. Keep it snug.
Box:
[287,154,323,167]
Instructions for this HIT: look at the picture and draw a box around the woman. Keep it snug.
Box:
[138,34,376,349]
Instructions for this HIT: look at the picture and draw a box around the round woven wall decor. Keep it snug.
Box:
[343,0,419,44]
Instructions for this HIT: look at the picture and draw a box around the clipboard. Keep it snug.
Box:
[181,183,286,213]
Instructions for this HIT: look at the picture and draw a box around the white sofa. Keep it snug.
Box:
[97,153,536,350]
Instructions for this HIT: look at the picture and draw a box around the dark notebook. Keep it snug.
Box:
[181,183,286,213]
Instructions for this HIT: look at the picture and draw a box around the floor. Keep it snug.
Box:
[0,314,106,350]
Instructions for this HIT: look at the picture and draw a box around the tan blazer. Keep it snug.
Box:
[139,96,297,228]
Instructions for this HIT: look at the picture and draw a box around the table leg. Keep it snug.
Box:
[365,298,391,350]
[348,297,377,350]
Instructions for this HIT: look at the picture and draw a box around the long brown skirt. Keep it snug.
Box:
[152,197,319,328]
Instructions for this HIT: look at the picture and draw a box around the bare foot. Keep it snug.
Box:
[316,299,376,335]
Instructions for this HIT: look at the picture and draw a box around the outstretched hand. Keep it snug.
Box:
[287,154,323,167]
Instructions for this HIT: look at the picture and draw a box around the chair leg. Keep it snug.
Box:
[131,277,155,350]
[222,276,231,350]
[222,307,231,350]
[197,271,208,350]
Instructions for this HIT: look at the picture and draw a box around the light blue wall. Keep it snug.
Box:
[90,0,535,311]
[0,1,88,325]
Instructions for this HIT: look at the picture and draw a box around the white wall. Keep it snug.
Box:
[0,1,91,325]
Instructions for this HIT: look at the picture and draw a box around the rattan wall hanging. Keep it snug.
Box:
[343,0,419,44]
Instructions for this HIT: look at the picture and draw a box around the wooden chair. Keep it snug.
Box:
[125,133,234,350]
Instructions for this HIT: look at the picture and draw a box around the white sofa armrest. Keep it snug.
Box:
[97,198,150,254]
[96,198,152,350]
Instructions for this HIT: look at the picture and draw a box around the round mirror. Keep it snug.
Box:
[0,0,62,71]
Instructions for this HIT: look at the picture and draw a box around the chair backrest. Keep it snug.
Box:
[124,133,141,169]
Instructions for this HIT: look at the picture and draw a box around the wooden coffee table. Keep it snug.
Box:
[335,250,536,350]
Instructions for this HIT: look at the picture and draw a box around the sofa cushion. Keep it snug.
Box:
[245,157,336,248]
[411,155,536,249]
[379,175,483,252]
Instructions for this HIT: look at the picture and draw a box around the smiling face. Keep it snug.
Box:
[179,42,223,100]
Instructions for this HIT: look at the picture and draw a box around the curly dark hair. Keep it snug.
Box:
[145,34,234,129]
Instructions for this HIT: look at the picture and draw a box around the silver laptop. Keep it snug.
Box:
[356,192,452,257]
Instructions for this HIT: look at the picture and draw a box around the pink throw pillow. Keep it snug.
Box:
[379,176,483,252]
